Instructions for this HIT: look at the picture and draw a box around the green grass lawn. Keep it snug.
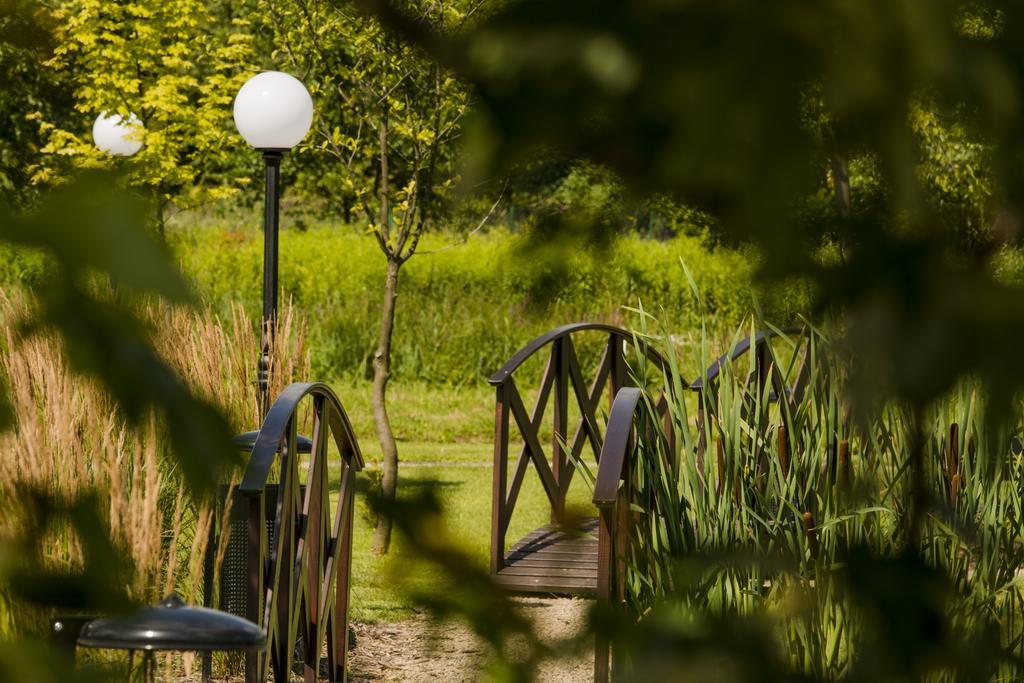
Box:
[343,464,598,623]
[319,379,604,622]
[331,380,494,460]
[330,379,618,463]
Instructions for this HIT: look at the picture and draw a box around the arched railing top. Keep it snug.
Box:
[240,381,364,494]
[488,322,673,386]
[689,325,807,391]
[593,387,644,507]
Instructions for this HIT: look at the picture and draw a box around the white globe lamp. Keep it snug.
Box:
[233,71,313,150]
[92,113,143,157]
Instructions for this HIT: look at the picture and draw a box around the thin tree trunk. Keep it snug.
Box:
[371,81,398,555]
[830,151,851,262]
[830,153,851,216]
[371,256,401,554]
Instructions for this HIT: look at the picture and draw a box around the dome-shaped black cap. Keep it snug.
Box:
[233,430,313,453]
[77,593,265,652]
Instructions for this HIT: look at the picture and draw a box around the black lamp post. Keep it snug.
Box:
[232,71,314,417]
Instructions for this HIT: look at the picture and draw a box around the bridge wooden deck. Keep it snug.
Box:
[493,518,599,596]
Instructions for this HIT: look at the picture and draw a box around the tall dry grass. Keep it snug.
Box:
[0,291,308,635]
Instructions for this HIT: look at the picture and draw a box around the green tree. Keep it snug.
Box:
[0,0,73,205]
[33,0,259,232]
[359,0,1024,408]
[263,0,475,553]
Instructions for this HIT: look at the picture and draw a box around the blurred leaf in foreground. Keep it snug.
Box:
[357,0,1024,415]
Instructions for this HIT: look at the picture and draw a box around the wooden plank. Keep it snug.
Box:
[507,554,597,566]
[506,555,599,567]
[515,525,598,538]
[512,526,598,542]
[511,536,598,548]
[512,539,599,551]
[520,519,599,533]
[494,572,597,587]
[513,528,598,540]
[493,574,598,596]
[506,562,598,573]
[511,537,598,549]
[508,551,597,562]
[511,548,598,560]
[509,539,597,550]
[498,566,597,579]
[510,542,597,553]
[504,564,596,577]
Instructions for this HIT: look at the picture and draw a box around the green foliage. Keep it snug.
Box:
[262,0,472,245]
[911,103,993,245]
[363,0,1024,414]
[158,221,808,384]
[33,0,259,224]
[0,1,72,204]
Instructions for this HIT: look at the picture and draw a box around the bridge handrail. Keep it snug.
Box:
[488,322,675,387]
[689,326,806,391]
[591,386,649,681]
[593,387,643,507]
[239,381,364,494]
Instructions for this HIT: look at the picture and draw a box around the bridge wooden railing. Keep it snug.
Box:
[488,323,671,579]
[212,382,364,683]
[691,326,812,472]
[592,387,646,682]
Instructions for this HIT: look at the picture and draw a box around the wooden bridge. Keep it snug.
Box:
[487,323,671,598]
[205,383,364,683]
[488,322,812,681]
[200,322,812,683]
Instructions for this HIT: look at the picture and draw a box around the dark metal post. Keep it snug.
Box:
[259,150,284,417]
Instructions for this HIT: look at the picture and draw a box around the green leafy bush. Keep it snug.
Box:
[165,222,810,384]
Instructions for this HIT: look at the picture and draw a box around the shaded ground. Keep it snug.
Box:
[348,597,592,682]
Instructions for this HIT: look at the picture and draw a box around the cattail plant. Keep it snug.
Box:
[605,303,1024,681]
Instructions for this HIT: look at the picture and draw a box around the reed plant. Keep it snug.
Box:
[0,292,308,638]
[611,308,1024,681]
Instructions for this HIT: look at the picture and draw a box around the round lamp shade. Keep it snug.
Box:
[77,593,265,652]
[233,71,314,150]
[92,113,144,156]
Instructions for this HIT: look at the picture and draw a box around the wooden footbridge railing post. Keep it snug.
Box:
[491,381,510,574]
[595,503,614,683]
[552,338,569,524]
[593,387,645,682]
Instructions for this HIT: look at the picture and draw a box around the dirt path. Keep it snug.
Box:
[348,597,593,682]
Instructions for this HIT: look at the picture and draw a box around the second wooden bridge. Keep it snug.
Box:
[488,322,813,680]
